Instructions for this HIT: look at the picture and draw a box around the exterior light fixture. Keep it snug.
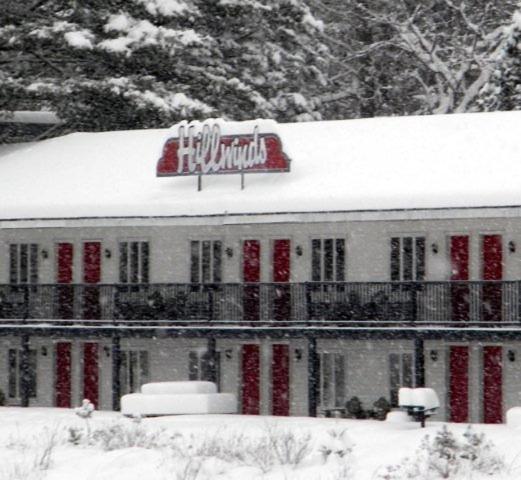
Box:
[509,241,516,253]
[225,247,233,258]
[295,245,303,257]
[294,348,303,361]
[430,350,438,362]
[225,348,233,360]
[104,248,112,259]
[41,249,49,259]
[431,243,438,254]
[508,349,516,362]
[103,346,111,357]
[41,346,48,356]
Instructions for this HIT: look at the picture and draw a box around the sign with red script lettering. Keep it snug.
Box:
[156,119,291,177]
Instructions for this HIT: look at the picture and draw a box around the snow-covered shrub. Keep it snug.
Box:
[74,398,95,438]
[345,396,366,419]
[90,422,168,451]
[373,397,391,420]
[318,428,353,463]
[375,426,504,479]
[0,388,5,406]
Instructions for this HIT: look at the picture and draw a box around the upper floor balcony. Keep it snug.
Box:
[0,281,518,327]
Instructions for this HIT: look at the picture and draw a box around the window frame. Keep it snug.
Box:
[390,236,426,282]
[190,240,223,284]
[389,351,415,407]
[318,351,346,409]
[118,240,150,284]
[8,348,37,399]
[119,349,150,395]
[311,238,346,282]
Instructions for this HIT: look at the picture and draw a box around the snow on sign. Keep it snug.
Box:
[156,119,291,189]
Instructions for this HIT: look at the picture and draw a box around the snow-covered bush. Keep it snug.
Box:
[90,422,169,451]
[376,426,504,479]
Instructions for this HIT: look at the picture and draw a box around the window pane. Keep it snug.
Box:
[190,241,199,283]
[402,237,413,281]
[403,353,413,387]
[390,238,400,281]
[415,237,425,281]
[129,351,138,392]
[335,240,345,282]
[20,244,28,284]
[30,245,38,284]
[324,239,333,281]
[9,245,18,284]
[8,349,17,398]
[202,241,211,283]
[28,350,37,398]
[141,242,149,284]
[322,353,332,407]
[120,352,128,395]
[389,353,400,407]
[130,242,139,284]
[139,351,149,386]
[334,354,345,407]
[312,239,321,282]
[213,241,222,283]
[188,351,199,381]
[119,243,128,283]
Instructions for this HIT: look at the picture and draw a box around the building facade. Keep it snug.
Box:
[0,113,520,423]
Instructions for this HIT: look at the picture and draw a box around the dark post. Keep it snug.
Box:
[111,335,121,411]
[414,337,425,388]
[20,333,30,407]
[307,336,318,417]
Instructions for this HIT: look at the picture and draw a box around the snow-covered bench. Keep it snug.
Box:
[398,387,440,427]
[121,381,238,416]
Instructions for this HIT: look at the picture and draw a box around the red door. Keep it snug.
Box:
[241,344,260,414]
[273,239,291,321]
[482,235,502,322]
[449,346,469,422]
[271,344,290,416]
[56,243,74,319]
[450,236,469,322]
[483,346,503,423]
[55,342,72,408]
[83,242,101,319]
[243,240,261,321]
[83,342,99,408]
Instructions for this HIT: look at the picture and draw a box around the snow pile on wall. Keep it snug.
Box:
[506,407,521,427]
[121,381,237,416]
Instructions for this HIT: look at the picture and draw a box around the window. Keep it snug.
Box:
[119,241,149,283]
[8,349,37,398]
[318,352,346,408]
[9,244,38,284]
[190,240,222,283]
[390,237,425,281]
[188,350,220,388]
[120,350,149,395]
[311,239,345,281]
[389,352,414,407]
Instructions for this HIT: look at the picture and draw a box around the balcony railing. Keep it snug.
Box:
[0,281,518,325]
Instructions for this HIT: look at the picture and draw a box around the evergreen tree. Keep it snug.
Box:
[479,10,521,111]
[0,0,330,139]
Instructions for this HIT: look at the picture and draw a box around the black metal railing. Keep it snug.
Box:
[0,281,519,325]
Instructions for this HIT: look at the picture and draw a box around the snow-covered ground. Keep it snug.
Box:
[1,408,520,480]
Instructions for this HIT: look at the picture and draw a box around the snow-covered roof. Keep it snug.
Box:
[1,111,520,221]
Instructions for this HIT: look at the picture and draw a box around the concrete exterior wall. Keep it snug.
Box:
[1,215,520,284]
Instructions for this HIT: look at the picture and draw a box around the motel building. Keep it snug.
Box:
[1,111,521,423]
